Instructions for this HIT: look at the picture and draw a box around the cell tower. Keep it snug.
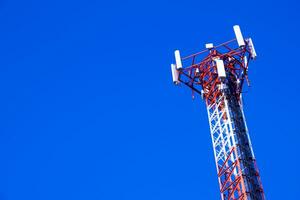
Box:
[171,26,265,200]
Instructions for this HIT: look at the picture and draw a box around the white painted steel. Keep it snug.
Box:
[206,91,257,200]
[244,56,248,68]
[207,94,237,200]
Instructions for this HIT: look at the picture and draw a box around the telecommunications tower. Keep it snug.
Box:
[171,26,265,200]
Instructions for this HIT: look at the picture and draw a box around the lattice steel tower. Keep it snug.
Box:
[171,26,265,200]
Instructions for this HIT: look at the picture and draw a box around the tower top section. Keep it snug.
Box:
[171,25,257,105]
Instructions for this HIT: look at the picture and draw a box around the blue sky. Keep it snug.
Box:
[0,0,299,199]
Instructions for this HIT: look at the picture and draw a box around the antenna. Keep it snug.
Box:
[174,50,182,69]
[205,43,214,49]
[171,64,179,84]
[247,38,257,59]
[215,58,226,79]
[233,25,245,47]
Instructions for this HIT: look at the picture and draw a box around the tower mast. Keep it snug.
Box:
[171,26,265,200]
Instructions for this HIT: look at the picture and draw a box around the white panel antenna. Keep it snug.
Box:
[247,38,257,59]
[215,59,226,78]
[171,64,179,84]
[205,43,214,49]
[233,25,245,47]
[174,50,182,69]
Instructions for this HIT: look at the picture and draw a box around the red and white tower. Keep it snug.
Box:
[171,26,265,200]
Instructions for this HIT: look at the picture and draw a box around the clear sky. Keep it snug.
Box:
[0,0,299,199]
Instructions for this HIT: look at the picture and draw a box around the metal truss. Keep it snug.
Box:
[207,88,265,200]
[171,28,265,200]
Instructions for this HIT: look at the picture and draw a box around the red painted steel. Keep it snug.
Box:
[176,39,265,200]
